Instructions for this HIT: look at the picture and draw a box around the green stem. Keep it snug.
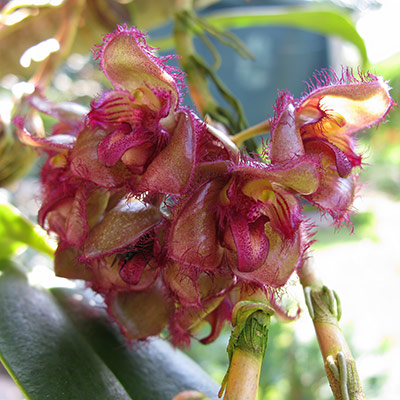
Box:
[220,289,274,400]
[173,3,219,117]
[231,119,271,147]
[299,255,366,400]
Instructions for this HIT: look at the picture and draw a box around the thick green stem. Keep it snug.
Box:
[299,256,366,400]
[223,310,270,400]
[219,290,273,400]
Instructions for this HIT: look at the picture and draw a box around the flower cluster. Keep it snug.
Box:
[17,25,393,346]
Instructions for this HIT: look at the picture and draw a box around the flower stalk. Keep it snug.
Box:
[231,119,271,147]
[299,255,366,400]
[220,291,274,400]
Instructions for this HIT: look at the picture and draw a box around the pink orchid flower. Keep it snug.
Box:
[69,25,198,195]
[168,158,319,289]
[270,68,393,223]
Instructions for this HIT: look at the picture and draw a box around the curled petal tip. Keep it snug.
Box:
[93,24,184,109]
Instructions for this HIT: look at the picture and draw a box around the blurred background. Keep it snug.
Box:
[1,0,400,399]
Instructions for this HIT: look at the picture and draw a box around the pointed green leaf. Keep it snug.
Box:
[0,260,220,400]
[203,7,368,65]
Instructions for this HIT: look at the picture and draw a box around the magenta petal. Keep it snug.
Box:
[304,139,357,223]
[305,170,356,224]
[29,94,88,129]
[168,179,225,271]
[64,187,89,247]
[304,138,353,178]
[231,224,303,288]
[229,214,269,273]
[70,127,136,188]
[119,254,147,285]
[14,116,75,150]
[97,124,139,167]
[138,111,195,194]
[200,298,232,345]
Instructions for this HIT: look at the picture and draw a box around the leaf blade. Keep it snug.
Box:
[0,260,134,400]
[0,260,220,400]
[203,7,368,65]
[0,203,55,258]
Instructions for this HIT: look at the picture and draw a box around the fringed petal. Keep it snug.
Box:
[233,158,320,196]
[138,110,196,194]
[230,223,303,288]
[70,127,137,188]
[94,24,182,110]
[297,69,393,162]
[168,179,225,271]
[83,200,162,259]
[270,91,305,163]
[303,138,357,224]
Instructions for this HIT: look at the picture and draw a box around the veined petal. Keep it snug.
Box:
[138,110,196,194]
[225,213,269,273]
[94,24,182,110]
[70,127,136,188]
[88,89,142,128]
[263,188,302,240]
[232,158,320,196]
[230,223,303,287]
[83,200,162,259]
[270,91,305,163]
[297,69,393,149]
[168,179,225,271]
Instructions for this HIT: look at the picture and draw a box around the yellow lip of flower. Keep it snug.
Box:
[241,179,276,203]
[50,151,68,168]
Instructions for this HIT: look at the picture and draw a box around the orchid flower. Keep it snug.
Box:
[69,25,199,195]
[168,158,319,289]
[269,68,393,223]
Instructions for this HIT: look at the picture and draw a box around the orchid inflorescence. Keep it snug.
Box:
[16,24,393,347]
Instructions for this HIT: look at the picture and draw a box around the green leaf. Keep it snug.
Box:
[0,203,54,259]
[203,7,368,65]
[0,260,220,400]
